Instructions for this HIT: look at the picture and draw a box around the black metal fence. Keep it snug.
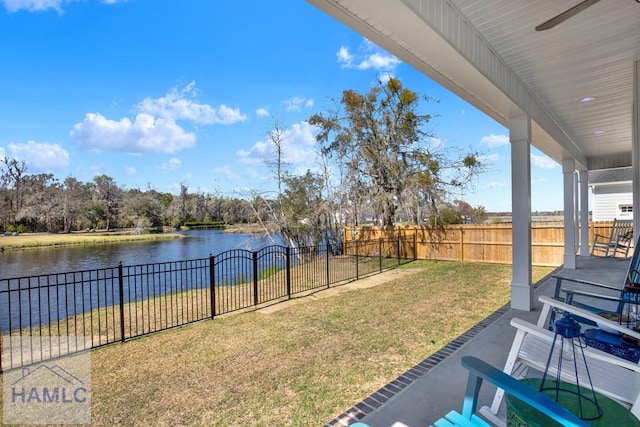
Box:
[0,237,415,372]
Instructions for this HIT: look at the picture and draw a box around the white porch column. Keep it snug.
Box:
[634,61,640,240]
[574,171,579,253]
[578,170,590,256]
[563,159,577,269]
[510,115,532,311]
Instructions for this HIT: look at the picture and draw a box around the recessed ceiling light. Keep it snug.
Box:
[593,130,605,135]
[580,96,596,103]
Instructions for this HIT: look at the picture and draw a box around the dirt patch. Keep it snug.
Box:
[258,267,420,314]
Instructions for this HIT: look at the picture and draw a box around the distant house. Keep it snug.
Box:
[589,167,633,221]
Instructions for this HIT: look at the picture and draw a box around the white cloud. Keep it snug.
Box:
[256,108,270,118]
[337,46,353,65]
[71,82,245,154]
[2,0,69,12]
[165,182,183,195]
[237,142,269,165]
[124,166,137,175]
[211,165,237,181]
[427,136,445,149]
[357,52,400,70]
[486,182,507,189]
[480,134,509,148]
[6,141,69,172]
[531,153,557,169]
[2,0,124,12]
[137,82,247,125]
[337,40,400,71]
[480,153,500,163]
[156,157,182,172]
[282,97,314,112]
[237,121,317,166]
[71,112,196,154]
[378,72,394,84]
[533,177,549,184]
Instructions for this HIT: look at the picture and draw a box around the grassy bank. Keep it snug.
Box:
[0,231,183,251]
[0,261,553,426]
[222,223,276,234]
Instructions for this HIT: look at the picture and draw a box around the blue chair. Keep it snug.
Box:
[552,235,640,327]
[351,356,587,427]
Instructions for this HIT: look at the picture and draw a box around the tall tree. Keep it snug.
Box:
[263,116,289,195]
[190,191,209,222]
[62,176,91,232]
[250,118,336,248]
[120,189,162,231]
[0,158,28,223]
[309,78,483,226]
[280,171,326,248]
[177,183,189,227]
[92,175,122,231]
[17,173,62,231]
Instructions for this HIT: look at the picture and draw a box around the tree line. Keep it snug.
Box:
[0,158,255,234]
[1,79,487,246]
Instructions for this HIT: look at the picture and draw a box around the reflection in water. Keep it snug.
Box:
[0,230,279,280]
[0,230,287,334]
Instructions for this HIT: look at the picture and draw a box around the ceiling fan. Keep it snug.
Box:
[535,0,600,31]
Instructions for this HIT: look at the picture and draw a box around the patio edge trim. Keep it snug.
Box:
[325,303,511,427]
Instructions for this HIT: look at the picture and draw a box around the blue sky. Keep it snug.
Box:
[0,0,565,212]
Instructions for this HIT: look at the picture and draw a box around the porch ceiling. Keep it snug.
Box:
[307,0,640,171]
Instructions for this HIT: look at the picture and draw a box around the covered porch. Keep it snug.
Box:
[307,0,640,312]
[307,1,640,425]
[327,255,631,426]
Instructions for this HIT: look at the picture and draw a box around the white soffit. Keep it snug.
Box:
[307,0,640,171]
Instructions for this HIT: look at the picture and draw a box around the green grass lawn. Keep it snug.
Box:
[0,231,182,250]
[0,261,554,426]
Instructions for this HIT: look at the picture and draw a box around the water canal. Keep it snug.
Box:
[0,230,278,280]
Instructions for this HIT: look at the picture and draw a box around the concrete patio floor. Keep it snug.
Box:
[327,255,631,427]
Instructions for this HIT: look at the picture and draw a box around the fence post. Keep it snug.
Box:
[459,227,464,262]
[286,247,291,298]
[379,238,383,272]
[325,244,330,288]
[355,239,359,280]
[253,251,259,306]
[118,262,125,343]
[413,233,417,260]
[209,254,215,319]
[397,236,401,265]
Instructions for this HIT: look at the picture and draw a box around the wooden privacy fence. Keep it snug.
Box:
[344,221,621,267]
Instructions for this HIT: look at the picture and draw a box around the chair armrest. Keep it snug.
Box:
[461,356,588,427]
[552,275,621,293]
[511,317,640,371]
[564,289,622,303]
[539,295,640,340]
[552,276,624,317]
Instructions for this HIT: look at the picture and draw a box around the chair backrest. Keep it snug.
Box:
[460,356,588,427]
[592,219,633,257]
[612,219,633,240]
[625,234,640,287]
